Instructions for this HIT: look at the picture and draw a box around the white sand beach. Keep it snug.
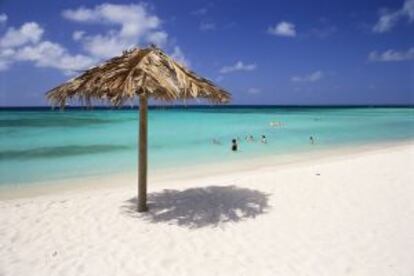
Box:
[0,143,413,276]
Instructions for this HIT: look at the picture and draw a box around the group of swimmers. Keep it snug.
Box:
[243,135,267,144]
[232,135,267,151]
[236,135,316,151]
[214,135,268,152]
[214,135,316,151]
[212,118,317,151]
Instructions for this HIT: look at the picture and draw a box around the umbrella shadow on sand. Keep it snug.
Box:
[122,185,270,229]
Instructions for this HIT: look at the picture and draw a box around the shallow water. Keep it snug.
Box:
[0,107,413,185]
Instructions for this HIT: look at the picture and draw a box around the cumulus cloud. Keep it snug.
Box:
[0,22,44,48]
[219,61,257,74]
[373,0,414,33]
[291,71,324,82]
[0,21,95,73]
[171,46,190,67]
[72,30,85,41]
[15,41,95,73]
[368,47,414,62]
[267,21,296,37]
[81,35,131,60]
[62,3,167,58]
[0,48,15,70]
[0,13,7,24]
[146,31,168,46]
[0,5,185,75]
[373,11,401,33]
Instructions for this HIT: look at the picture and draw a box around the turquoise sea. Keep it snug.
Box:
[0,107,413,186]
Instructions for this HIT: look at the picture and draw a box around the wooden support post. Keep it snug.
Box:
[138,95,148,212]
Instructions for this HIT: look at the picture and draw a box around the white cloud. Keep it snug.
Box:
[0,22,44,48]
[171,46,190,67]
[81,34,131,59]
[0,21,95,73]
[404,0,414,19]
[247,88,261,94]
[219,61,257,74]
[146,31,168,46]
[200,22,216,31]
[0,13,7,24]
[62,7,97,22]
[268,21,296,37]
[0,5,180,75]
[373,0,414,33]
[291,71,324,82]
[62,3,166,58]
[368,47,414,62]
[0,48,15,70]
[72,30,85,41]
[373,11,401,33]
[15,41,95,73]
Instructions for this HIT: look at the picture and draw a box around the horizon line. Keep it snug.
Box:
[1,104,413,110]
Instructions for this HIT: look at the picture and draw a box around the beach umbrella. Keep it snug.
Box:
[46,45,231,212]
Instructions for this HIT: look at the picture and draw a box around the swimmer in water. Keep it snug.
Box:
[270,121,283,128]
[261,135,267,144]
[231,139,238,152]
[309,136,315,145]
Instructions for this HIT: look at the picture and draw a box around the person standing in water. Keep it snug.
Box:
[231,139,238,152]
[246,135,255,143]
[261,135,267,144]
[309,136,315,145]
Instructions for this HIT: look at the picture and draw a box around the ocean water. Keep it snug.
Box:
[0,107,413,186]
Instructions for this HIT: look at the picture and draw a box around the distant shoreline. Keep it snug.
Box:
[1,139,412,200]
[1,104,414,111]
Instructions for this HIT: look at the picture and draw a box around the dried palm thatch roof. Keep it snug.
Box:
[47,45,231,107]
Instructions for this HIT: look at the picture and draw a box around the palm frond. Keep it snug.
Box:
[47,46,231,107]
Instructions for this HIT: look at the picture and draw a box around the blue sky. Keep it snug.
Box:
[0,0,413,106]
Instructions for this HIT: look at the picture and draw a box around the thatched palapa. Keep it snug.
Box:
[47,46,230,107]
[46,45,231,212]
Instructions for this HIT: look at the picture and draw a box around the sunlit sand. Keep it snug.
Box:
[1,142,413,276]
